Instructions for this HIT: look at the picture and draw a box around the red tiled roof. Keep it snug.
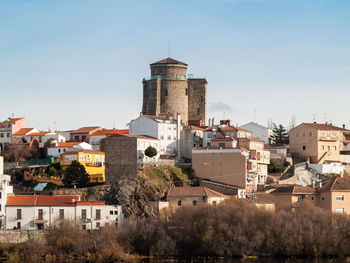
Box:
[90,129,129,136]
[6,195,80,206]
[53,142,82,148]
[302,123,349,131]
[182,125,205,131]
[270,185,315,194]
[2,118,24,123]
[318,176,350,191]
[143,115,177,122]
[13,128,35,136]
[168,187,227,198]
[150,57,187,66]
[76,201,105,206]
[111,134,158,140]
[71,126,101,134]
[28,132,50,136]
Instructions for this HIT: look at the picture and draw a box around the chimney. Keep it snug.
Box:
[212,118,214,125]
[312,181,315,188]
[208,118,211,126]
[343,124,346,129]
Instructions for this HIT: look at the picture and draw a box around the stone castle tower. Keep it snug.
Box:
[142,58,207,124]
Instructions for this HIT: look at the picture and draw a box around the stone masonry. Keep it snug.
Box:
[142,57,207,125]
[105,136,138,184]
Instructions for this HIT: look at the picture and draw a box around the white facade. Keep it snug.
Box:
[0,157,14,227]
[129,115,179,155]
[308,163,344,175]
[240,122,272,144]
[47,142,92,158]
[136,137,161,165]
[4,200,123,230]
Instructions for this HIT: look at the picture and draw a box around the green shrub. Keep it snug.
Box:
[145,146,157,158]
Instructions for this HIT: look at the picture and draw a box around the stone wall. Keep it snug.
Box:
[151,64,187,77]
[188,78,207,123]
[199,180,240,196]
[105,136,138,184]
[0,230,44,244]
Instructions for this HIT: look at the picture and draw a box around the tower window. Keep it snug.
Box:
[164,88,168,96]
[185,88,188,96]
[201,96,204,104]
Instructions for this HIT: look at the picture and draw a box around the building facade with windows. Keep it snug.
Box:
[47,141,93,158]
[60,149,106,183]
[289,123,349,164]
[4,195,123,230]
[0,118,26,151]
[70,127,102,143]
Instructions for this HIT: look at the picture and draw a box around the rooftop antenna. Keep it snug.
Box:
[11,113,14,119]
[168,43,170,58]
[312,113,317,123]
[253,109,257,123]
[324,113,327,123]
[113,120,116,129]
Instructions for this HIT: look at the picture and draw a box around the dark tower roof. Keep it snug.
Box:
[150,57,188,66]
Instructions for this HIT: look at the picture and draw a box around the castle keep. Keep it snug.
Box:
[142,58,207,124]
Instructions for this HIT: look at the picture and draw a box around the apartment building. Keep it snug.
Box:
[70,127,102,143]
[0,117,26,151]
[5,195,123,230]
[289,123,349,164]
[240,122,273,144]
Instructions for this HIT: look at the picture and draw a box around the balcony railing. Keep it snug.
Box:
[143,75,187,81]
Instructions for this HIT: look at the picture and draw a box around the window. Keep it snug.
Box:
[185,88,188,96]
[167,136,171,140]
[296,133,299,137]
[82,225,86,230]
[110,210,113,215]
[0,133,3,138]
[201,96,204,104]
[39,136,42,143]
[82,209,87,219]
[7,133,10,137]
[38,209,43,220]
[213,201,217,206]
[297,196,303,203]
[328,146,331,151]
[59,209,64,220]
[58,149,61,153]
[302,146,306,150]
[336,208,344,214]
[17,209,22,219]
[82,135,87,142]
[336,195,344,201]
[74,136,79,141]
[114,210,118,215]
[17,222,21,229]
[321,196,325,201]
[160,135,164,140]
[309,132,312,136]
[197,108,200,115]
[80,155,84,161]
[311,196,315,201]
[193,200,197,206]
[86,155,91,162]
[208,133,212,138]
[164,88,168,96]
[219,143,225,148]
[0,192,2,199]
[178,200,182,206]
[303,132,305,137]
[321,145,325,150]
[333,146,337,151]
[96,222,101,228]
[96,209,101,220]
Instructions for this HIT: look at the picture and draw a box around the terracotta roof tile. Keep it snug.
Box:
[76,201,105,206]
[90,129,129,136]
[6,195,80,206]
[303,123,350,131]
[52,142,82,148]
[13,128,35,136]
[110,134,158,140]
[183,125,205,131]
[2,118,24,123]
[71,126,101,134]
[168,187,227,198]
[150,57,187,66]
[28,132,50,136]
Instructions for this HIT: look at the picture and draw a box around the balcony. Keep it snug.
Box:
[143,75,187,81]
[319,136,338,142]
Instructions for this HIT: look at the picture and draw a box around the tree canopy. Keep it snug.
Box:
[62,161,90,188]
[145,146,157,158]
[270,123,289,145]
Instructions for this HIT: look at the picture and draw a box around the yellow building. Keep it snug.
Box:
[60,149,105,183]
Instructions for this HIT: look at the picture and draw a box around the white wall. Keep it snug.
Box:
[240,122,271,144]
[308,163,344,175]
[5,204,123,230]
[137,138,160,165]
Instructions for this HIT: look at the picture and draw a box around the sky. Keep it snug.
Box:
[1,0,349,131]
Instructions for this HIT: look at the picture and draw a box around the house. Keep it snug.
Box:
[0,117,26,151]
[47,141,93,158]
[12,128,39,141]
[289,122,350,164]
[240,122,273,144]
[0,156,14,227]
[4,195,123,230]
[192,119,270,194]
[70,126,102,143]
[105,134,160,184]
[89,129,129,150]
[164,186,228,209]
[60,149,105,183]
[128,114,181,156]
[180,125,204,161]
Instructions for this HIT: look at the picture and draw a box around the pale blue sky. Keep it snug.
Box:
[1,0,349,130]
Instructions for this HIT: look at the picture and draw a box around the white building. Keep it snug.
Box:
[5,195,123,230]
[47,141,92,158]
[180,125,204,161]
[128,114,181,156]
[0,156,14,228]
[239,122,272,144]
